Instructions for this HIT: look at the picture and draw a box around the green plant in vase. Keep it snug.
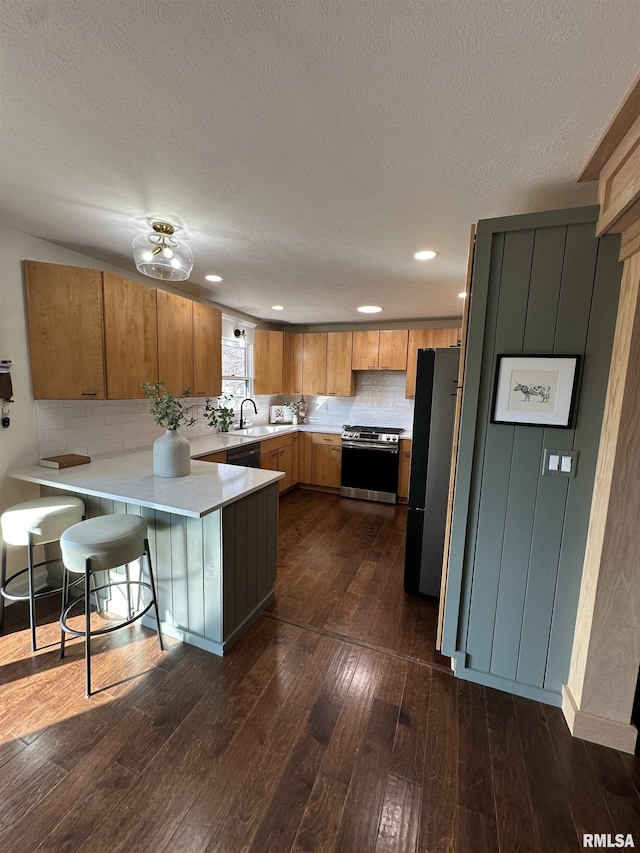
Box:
[204,395,236,433]
[142,381,196,478]
[142,381,197,429]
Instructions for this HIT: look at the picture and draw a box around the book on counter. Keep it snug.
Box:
[40,454,92,469]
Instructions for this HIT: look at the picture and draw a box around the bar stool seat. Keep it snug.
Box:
[1,496,85,651]
[59,514,163,697]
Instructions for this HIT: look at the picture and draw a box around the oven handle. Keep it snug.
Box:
[341,441,399,453]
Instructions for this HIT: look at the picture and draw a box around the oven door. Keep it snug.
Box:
[340,441,400,504]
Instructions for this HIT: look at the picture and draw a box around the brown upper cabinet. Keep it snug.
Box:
[302,332,328,396]
[157,290,194,397]
[24,261,106,400]
[283,332,303,396]
[103,273,158,399]
[405,327,460,398]
[193,301,222,398]
[254,330,284,395]
[326,332,356,396]
[352,329,408,371]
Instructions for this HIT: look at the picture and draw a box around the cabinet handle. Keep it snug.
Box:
[81,391,97,396]
[368,364,375,369]
[317,390,324,395]
[381,366,389,370]
[196,391,206,395]
[327,392,335,396]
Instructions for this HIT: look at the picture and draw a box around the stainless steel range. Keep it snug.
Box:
[340,425,405,504]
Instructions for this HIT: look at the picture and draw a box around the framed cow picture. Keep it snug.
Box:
[491,355,581,428]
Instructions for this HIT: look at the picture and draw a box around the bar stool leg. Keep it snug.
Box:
[145,540,164,651]
[0,543,7,631]
[60,565,69,659]
[27,534,37,653]
[85,560,92,698]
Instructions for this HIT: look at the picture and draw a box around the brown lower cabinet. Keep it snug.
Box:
[197,450,228,464]
[260,434,294,494]
[398,439,412,500]
[310,433,342,488]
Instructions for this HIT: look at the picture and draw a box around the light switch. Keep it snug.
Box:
[549,454,560,471]
[561,455,572,473]
[542,448,578,478]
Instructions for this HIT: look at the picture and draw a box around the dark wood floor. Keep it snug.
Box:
[0,490,638,852]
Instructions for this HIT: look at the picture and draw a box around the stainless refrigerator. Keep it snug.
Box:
[404,347,460,597]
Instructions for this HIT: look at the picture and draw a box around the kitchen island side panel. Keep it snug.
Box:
[40,483,278,656]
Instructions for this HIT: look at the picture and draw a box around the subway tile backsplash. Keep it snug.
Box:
[36,372,414,458]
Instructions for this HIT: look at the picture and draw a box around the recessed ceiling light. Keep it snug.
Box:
[357,305,383,314]
[458,292,467,298]
[272,305,285,311]
[414,250,438,261]
[205,274,223,282]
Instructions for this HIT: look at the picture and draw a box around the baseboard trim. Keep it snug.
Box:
[562,684,638,754]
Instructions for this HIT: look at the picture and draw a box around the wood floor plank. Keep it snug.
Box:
[457,679,495,818]
[374,772,421,853]
[290,771,349,853]
[333,698,400,853]
[585,740,640,835]
[485,686,540,853]
[543,704,616,838]
[420,668,458,852]
[513,695,581,851]
[454,803,500,853]
[0,758,67,841]
[390,661,430,784]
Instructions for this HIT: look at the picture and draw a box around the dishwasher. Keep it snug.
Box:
[226,442,261,468]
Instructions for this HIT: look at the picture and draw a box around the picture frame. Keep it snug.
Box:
[491,354,581,428]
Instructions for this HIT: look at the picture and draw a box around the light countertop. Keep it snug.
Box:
[8,452,284,519]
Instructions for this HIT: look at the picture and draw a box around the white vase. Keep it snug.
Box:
[153,429,191,478]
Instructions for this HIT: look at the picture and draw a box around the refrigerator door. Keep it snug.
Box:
[404,347,459,597]
[404,349,435,593]
[418,347,459,596]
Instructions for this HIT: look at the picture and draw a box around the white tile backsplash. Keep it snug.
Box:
[35,373,414,457]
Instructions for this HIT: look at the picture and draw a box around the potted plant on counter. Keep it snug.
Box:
[204,395,236,433]
[143,381,196,478]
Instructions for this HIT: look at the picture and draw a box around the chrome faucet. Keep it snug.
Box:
[238,397,258,429]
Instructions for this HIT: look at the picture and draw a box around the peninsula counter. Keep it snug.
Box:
[9,450,284,655]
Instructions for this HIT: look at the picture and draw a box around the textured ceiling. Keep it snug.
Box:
[1,1,639,324]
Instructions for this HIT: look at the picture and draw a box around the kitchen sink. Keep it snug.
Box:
[234,425,293,436]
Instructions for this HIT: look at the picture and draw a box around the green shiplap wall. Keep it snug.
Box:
[442,207,623,705]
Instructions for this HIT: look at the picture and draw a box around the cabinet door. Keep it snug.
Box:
[432,327,461,348]
[103,273,158,399]
[254,330,284,395]
[326,332,355,396]
[260,449,279,471]
[405,329,434,399]
[24,261,106,400]
[157,290,194,396]
[193,302,222,398]
[298,432,313,482]
[283,333,303,396]
[379,330,408,371]
[277,445,293,493]
[398,439,412,499]
[302,333,327,396]
[291,432,299,485]
[312,444,342,487]
[198,450,227,463]
[351,331,379,370]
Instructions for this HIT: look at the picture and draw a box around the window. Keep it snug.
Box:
[221,337,252,401]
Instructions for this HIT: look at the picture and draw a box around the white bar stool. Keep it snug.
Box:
[59,514,163,697]
[0,496,85,651]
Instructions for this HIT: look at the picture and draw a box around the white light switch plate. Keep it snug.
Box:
[543,448,579,478]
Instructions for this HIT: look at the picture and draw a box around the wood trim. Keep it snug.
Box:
[579,72,640,182]
[437,225,475,650]
[561,686,638,754]
[594,111,640,238]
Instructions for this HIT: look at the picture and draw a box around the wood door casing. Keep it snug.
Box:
[102,273,158,399]
[24,261,106,400]
[157,289,194,396]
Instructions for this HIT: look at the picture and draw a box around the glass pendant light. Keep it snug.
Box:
[132,221,194,281]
